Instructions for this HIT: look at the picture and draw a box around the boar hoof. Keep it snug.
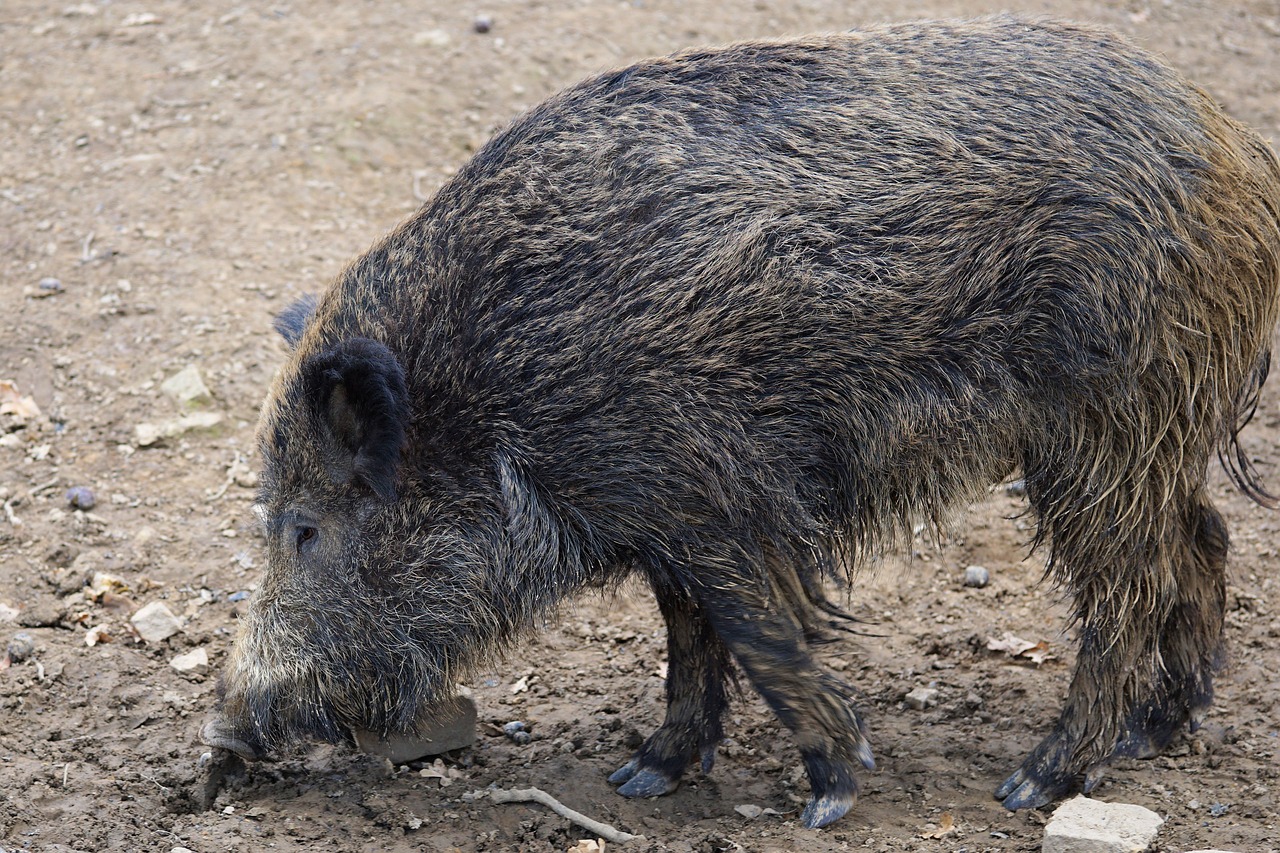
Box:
[801,793,855,829]
[608,760,680,797]
[199,717,264,761]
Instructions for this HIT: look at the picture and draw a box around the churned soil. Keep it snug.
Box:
[2,1,1279,851]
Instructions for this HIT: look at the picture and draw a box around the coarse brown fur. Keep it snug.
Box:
[207,15,1280,828]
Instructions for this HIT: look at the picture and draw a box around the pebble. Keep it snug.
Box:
[134,411,224,446]
[502,720,533,744]
[352,691,477,762]
[159,364,212,407]
[1043,795,1163,853]
[33,277,65,298]
[734,804,763,819]
[413,28,451,47]
[65,486,96,511]
[963,565,990,588]
[905,686,938,710]
[130,601,183,643]
[7,631,36,662]
[473,15,493,33]
[170,647,209,673]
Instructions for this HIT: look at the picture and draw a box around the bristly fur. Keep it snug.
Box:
[215,15,1280,827]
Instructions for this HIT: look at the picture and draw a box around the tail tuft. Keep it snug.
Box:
[1219,349,1276,508]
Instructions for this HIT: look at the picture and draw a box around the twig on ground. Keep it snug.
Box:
[485,786,642,844]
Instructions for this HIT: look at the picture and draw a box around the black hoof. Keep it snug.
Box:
[610,762,680,797]
[995,770,1062,810]
[800,793,855,828]
[995,732,1080,811]
[607,758,639,786]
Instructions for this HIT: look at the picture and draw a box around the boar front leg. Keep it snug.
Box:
[609,580,732,796]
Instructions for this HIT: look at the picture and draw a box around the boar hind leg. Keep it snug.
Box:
[609,581,732,797]
[997,486,1225,810]
[1111,497,1227,761]
[700,562,873,829]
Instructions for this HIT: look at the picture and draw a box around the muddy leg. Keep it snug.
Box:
[997,494,1226,809]
[609,581,732,797]
[1110,497,1227,761]
[697,570,874,828]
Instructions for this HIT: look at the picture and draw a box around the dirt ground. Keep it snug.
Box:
[3,1,1280,851]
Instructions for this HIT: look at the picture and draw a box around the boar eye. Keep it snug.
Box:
[295,524,318,554]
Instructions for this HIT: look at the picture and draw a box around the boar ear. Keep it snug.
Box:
[300,338,408,501]
[272,294,319,349]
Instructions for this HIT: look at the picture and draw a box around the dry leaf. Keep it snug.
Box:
[85,624,112,646]
[0,380,42,420]
[921,812,957,839]
[1020,641,1055,665]
[986,631,1037,656]
[987,632,1055,664]
[88,572,131,601]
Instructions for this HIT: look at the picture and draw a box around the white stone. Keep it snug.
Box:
[1043,796,1164,853]
[413,28,451,47]
[131,601,182,643]
[170,647,209,673]
[905,686,938,710]
[135,411,223,446]
[159,365,212,406]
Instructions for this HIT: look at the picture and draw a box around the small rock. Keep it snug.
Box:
[159,364,212,407]
[1208,803,1229,817]
[963,565,990,588]
[120,11,160,26]
[905,686,938,710]
[352,690,477,762]
[17,600,66,628]
[473,15,493,33]
[135,411,224,446]
[502,720,527,737]
[65,486,96,510]
[734,804,763,819]
[510,730,531,745]
[33,277,64,298]
[1043,795,1164,853]
[413,28,451,47]
[0,601,18,622]
[170,647,209,673]
[131,601,182,643]
[7,631,36,662]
